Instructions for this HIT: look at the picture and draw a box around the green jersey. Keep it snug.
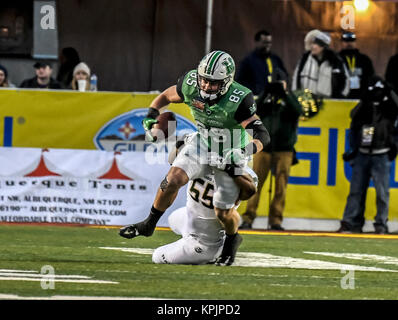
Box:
[179,69,255,154]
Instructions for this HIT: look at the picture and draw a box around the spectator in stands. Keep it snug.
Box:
[236,30,288,95]
[292,32,350,98]
[240,80,302,231]
[69,62,91,91]
[339,76,398,234]
[0,64,15,88]
[339,32,375,99]
[20,61,62,89]
[57,47,81,88]
[385,53,398,93]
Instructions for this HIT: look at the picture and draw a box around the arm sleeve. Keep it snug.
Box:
[234,93,257,123]
[244,119,270,154]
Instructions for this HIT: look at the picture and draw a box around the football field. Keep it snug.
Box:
[0,223,398,300]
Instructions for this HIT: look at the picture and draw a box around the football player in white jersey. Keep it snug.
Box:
[152,136,258,265]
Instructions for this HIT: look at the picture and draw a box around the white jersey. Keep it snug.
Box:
[152,174,224,264]
[152,166,258,265]
[184,174,225,247]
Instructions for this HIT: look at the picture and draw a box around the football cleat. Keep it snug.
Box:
[119,220,156,239]
[216,233,243,266]
[119,224,139,239]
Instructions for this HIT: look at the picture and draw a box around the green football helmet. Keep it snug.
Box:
[197,50,235,101]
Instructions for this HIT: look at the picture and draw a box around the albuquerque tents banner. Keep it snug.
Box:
[0,147,186,226]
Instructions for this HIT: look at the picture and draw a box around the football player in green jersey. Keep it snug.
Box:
[120,51,270,266]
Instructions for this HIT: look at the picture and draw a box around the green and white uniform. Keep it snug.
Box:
[172,70,257,209]
[180,69,254,156]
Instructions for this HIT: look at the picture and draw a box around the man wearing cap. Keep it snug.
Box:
[339,76,398,234]
[292,31,350,98]
[339,32,375,99]
[20,61,62,89]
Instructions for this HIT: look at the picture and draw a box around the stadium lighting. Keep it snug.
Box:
[354,0,369,12]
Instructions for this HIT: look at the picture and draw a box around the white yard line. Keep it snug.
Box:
[0,276,118,284]
[99,247,398,273]
[99,247,154,255]
[304,252,398,266]
[0,269,37,273]
[0,272,91,279]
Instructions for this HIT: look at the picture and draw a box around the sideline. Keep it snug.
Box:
[94,225,398,240]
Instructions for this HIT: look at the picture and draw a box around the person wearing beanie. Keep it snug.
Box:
[339,32,375,99]
[70,62,91,91]
[292,31,350,98]
[0,64,15,88]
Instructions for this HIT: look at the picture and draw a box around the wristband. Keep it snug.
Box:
[243,142,258,156]
[147,107,160,119]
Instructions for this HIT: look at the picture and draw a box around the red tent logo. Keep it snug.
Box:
[24,149,60,177]
[24,149,133,180]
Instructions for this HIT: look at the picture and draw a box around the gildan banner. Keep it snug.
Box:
[0,147,186,226]
[240,100,398,222]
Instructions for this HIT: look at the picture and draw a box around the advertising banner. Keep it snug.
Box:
[1,89,397,223]
[239,99,398,222]
[0,147,186,226]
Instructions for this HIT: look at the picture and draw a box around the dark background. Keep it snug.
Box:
[1,0,398,92]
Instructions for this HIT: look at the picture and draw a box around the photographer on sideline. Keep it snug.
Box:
[339,76,398,234]
[241,80,302,230]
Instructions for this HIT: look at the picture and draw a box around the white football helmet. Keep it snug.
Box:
[197,50,235,101]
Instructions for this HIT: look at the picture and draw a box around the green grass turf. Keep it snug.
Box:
[0,224,397,300]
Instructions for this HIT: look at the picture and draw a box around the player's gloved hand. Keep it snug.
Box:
[142,117,158,142]
[142,117,158,131]
[224,149,246,167]
[142,108,160,142]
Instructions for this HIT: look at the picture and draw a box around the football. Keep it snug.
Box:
[151,111,177,141]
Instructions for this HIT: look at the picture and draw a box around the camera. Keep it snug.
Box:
[264,81,286,99]
[256,81,287,118]
[258,81,286,104]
